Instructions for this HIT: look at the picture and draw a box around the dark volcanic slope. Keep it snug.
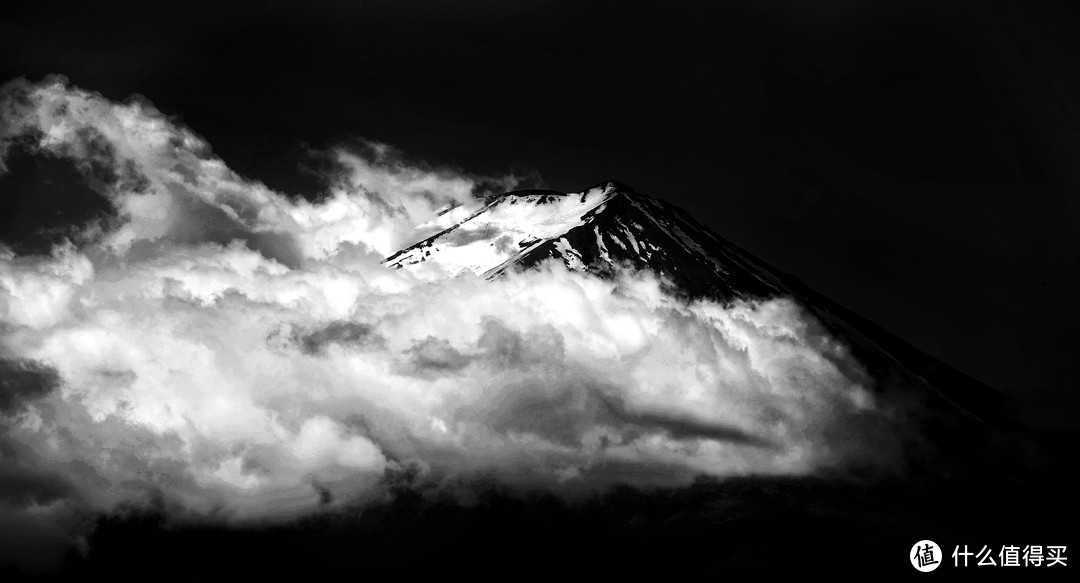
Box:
[386,181,783,300]
[507,182,784,301]
[384,181,1069,504]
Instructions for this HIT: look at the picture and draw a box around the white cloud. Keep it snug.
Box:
[0,75,520,261]
[0,77,904,543]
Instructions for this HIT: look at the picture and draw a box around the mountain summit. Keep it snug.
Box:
[385,181,782,300]
[384,181,1032,481]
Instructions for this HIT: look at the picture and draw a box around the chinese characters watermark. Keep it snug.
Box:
[912,542,1068,571]
[951,544,1067,568]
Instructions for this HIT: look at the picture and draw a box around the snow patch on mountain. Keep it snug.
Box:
[384,184,619,279]
[382,180,785,303]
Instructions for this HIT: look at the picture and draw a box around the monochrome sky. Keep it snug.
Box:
[3,0,1079,572]
[3,1,1078,419]
[0,76,918,570]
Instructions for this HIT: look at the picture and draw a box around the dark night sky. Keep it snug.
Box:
[2,0,1079,426]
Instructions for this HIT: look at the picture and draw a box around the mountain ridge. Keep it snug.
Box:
[382,180,1048,485]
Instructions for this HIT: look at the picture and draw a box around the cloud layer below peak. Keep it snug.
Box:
[0,77,905,568]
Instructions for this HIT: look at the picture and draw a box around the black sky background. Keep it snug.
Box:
[2,0,1079,428]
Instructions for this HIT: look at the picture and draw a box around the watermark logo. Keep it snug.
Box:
[953,544,1067,567]
[911,540,943,572]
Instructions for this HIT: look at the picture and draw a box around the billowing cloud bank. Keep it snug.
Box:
[0,77,902,556]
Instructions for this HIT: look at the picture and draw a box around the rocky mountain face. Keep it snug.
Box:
[385,181,1015,447]
[385,181,781,300]
[380,182,1071,570]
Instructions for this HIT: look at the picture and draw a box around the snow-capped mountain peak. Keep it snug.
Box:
[384,181,621,279]
[382,180,1013,435]
[384,181,783,300]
